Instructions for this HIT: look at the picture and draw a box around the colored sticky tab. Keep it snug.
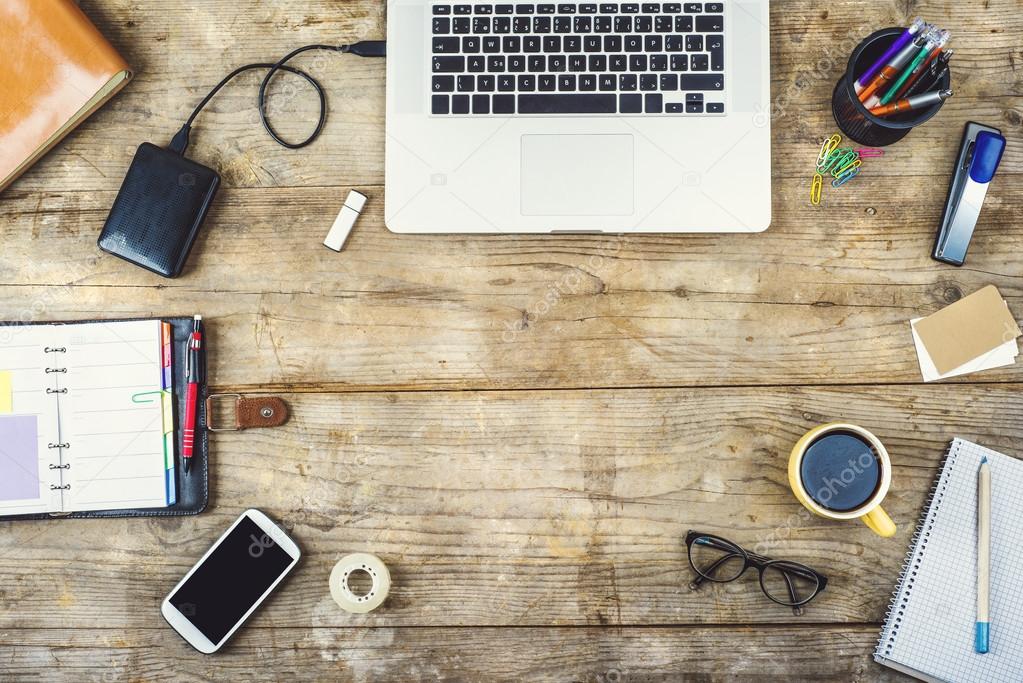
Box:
[0,415,40,501]
[0,371,12,413]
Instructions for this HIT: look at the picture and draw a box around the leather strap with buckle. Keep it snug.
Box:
[206,394,290,432]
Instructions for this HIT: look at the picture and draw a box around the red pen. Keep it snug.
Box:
[183,315,203,474]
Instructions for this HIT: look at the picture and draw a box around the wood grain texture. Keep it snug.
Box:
[2,0,1021,679]
[0,626,899,683]
[7,1,1022,193]
[1,385,1019,631]
[1,180,1022,389]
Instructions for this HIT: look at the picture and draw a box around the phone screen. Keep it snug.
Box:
[169,516,296,644]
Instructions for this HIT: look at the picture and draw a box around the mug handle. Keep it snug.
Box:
[861,505,897,538]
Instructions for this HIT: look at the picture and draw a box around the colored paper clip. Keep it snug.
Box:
[833,156,861,178]
[810,172,824,205]
[857,148,884,158]
[816,133,843,166]
[817,148,846,174]
[832,166,860,187]
[830,149,860,177]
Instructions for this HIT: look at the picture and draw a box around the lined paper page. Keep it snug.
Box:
[62,320,169,512]
[877,439,1023,682]
[0,325,64,515]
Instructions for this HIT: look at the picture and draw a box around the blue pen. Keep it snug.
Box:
[976,456,991,654]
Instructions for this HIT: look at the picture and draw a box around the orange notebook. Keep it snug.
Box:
[0,0,132,193]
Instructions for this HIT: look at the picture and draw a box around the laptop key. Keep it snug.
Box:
[432,95,450,114]
[508,54,526,71]
[680,74,722,89]
[579,74,597,90]
[433,56,465,72]
[683,2,701,11]
[475,4,494,14]
[496,4,515,12]
[674,15,692,31]
[543,35,561,51]
[558,3,577,11]
[524,36,542,51]
[483,36,501,51]
[654,15,672,32]
[516,3,536,11]
[519,93,617,113]
[686,101,703,113]
[453,17,471,32]
[619,93,642,112]
[493,94,516,113]
[494,16,511,32]
[433,17,450,33]
[686,35,702,51]
[696,15,722,32]
[473,17,491,32]
[666,102,684,112]
[452,94,471,113]
[534,16,552,31]
[645,93,662,113]
[685,92,703,102]
[539,74,557,90]
[708,35,724,70]
[559,74,576,90]
[513,16,531,32]
[488,56,506,71]
[477,74,495,91]
[599,74,616,90]
[659,73,677,89]
[569,55,587,71]
[642,3,660,12]
[580,3,598,12]
[468,55,486,71]
[553,16,572,32]
[472,94,490,113]
[564,35,582,51]
[639,74,657,90]
[670,53,688,70]
[621,3,639,12]
[650,54,667,70]
[690,54,708,71]
[619,73,637,90]
[462,36,481,52]
[457,74,475,91]
[537,3,557,12]
[599,3,619,11]
[503,36,521,51]
[594,16,612,31]
[434,5,452,14]
[518,74,537,90]
[433,37,459,52]
[433,75,456,92]
[634,16,652,32]
[454,4,472,13]
[704,2,722,10]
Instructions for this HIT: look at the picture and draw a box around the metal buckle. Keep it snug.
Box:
[206,393,242,432]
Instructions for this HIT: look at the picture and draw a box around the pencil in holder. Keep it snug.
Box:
[832,28,952,147]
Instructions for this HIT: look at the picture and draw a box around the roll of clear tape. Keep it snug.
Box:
[330,553,390,613]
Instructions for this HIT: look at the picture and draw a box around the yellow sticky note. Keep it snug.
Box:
[0,371,12,413]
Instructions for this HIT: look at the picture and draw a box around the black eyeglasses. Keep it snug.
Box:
[685,531,828,614]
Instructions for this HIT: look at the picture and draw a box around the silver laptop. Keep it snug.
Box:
[385,0,771,233]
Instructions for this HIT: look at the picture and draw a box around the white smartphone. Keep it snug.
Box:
[161,509,301,653]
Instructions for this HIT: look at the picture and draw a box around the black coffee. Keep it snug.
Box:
[800,430,882,512]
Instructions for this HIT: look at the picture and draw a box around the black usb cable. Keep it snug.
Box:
[168,40,386,155]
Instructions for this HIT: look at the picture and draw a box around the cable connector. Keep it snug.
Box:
[346,40,387,58]
[168,124,191,155]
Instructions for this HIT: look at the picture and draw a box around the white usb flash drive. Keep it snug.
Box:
[323,190,367,252]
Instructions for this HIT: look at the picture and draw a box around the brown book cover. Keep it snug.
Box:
[0,0,132,193]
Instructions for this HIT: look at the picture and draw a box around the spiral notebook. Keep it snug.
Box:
[0,318,206,518]
[875,439,1023,682]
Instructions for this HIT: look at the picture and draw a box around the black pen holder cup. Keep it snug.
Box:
[831,28,951,147]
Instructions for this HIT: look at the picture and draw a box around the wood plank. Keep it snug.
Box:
[1,385,1017,629]
[0,626,903,682]
[5,0,1021,192]
[3,178,1022,389]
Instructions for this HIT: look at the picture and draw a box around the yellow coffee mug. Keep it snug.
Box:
[788,423,897,538]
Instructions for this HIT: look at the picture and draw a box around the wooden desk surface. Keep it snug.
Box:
[1,1,1021,680]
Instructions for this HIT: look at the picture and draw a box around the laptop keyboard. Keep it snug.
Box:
[430,2,726,115]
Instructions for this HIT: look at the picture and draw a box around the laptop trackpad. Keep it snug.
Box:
[520,134,634,216]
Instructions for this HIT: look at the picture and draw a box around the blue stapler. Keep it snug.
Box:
[933,122,1007,266]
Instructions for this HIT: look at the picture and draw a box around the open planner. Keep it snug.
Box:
[0,318,208,519]
[875,438,1023,682]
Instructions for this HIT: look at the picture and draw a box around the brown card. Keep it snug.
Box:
[915,286,1021,375]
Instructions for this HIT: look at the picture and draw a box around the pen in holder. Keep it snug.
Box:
[832,28,952,147]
